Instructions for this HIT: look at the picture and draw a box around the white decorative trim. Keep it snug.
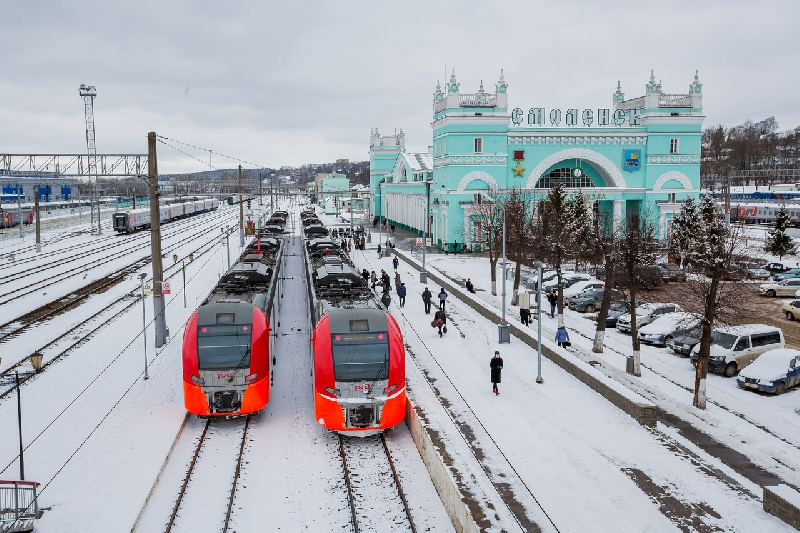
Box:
[456,171,499,192]
[508,133,648,147]
[524,148,627,189]
[440,154,507,165]
[647,154,701,164]
[653,171,692,190]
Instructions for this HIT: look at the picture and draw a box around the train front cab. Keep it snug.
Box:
[112,213,129,233]
[313,309,406,434]
[182,302,271,417]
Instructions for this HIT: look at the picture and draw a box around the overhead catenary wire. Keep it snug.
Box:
[156,135,270,170]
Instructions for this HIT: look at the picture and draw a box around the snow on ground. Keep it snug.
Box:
[411,251,800,492]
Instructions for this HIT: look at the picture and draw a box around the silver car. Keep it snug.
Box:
[760,278,800,297]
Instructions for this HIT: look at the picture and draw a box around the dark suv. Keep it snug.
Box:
[569,289,624,313]
[658,263,687,282]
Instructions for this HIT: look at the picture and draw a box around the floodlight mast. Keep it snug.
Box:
[79,84,101,234]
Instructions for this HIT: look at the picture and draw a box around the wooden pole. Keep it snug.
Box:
[34,185,41,252]
[148,132,167,347]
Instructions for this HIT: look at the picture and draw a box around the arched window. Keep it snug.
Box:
[534,167,594,189]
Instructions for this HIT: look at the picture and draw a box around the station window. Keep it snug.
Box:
[474,137,483,154]
[670,138,680,154]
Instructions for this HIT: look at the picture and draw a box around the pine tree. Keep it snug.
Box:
[668,196,700,267]
[765,204,797,260]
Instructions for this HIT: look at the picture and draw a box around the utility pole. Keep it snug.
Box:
[79,84,101,234]
[259,172,263,206]
[724,166,731,228]
[17,183,23,240]
[34,185,41,252]
[238,165,244,247]
[148,132,167,348]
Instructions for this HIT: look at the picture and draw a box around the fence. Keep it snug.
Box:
[0,480,39,533]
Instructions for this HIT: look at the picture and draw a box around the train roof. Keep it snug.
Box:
[204,237,283,307]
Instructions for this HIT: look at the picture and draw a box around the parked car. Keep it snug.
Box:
[568,289,625,313]
[617,303,682,334]
[690,324,785,377]
[766,262,789,274]
[782,300,800,320]
[736,349,800,394]
[705,263,748,281]
[542,274,592,292]
[563,280,605,304]
[658,262,687,282]
[596,301,629,328]
[772,268,800,282]
[760,278,800,297]
[742,263,770,280]
[667,328,702,356]
[596,265,663,290]
[638,312,700,346]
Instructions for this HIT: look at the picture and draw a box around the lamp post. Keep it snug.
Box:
[498,210,510,343]
[139,273,149,380]
[535,261,544,383]
[421,178,431,283]
[0,352,44,480]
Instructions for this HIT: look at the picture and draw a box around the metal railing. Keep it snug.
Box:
[0,480,40,533]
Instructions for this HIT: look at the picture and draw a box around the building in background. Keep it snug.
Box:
[370,70,704,249]
[0,174,76,203]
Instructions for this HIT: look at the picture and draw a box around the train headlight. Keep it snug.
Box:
[190,375,204,385]
[385,384,397,394]
[246,372,259,384]
[325,387,340,397]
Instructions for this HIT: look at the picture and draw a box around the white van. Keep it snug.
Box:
[690,324,785,377]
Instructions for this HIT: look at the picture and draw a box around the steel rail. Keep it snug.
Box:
[380,434,417,533]
[223,416,251,533]
[164,419,211,533]
[337,435,360,533]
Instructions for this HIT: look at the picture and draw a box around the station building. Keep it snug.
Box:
[369,70,704,249]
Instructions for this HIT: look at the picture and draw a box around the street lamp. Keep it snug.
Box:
[498,210,510,343]
[421,178,432,283]
[533,261,544,384]
[139,273,149,380]
[0,352,45,480]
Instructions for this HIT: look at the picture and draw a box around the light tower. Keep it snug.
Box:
[79,84,101,234]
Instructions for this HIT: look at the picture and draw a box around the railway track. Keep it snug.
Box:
[0,227,226,398]
[338,434,416,533]
[164,417,251,533]
[0,209,232,301]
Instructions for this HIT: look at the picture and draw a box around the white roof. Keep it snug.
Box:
[715,323,782,336]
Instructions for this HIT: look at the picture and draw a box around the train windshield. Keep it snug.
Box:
[197,324,252,369]
[113,215,126,229]
[331,332,389,382]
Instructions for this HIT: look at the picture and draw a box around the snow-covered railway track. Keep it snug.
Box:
[0,229,224,395]
[0,210,231,305]
[165,416,250,533]
[338,434,416,533]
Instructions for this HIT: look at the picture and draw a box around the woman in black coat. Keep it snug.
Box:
[490,351,503,395]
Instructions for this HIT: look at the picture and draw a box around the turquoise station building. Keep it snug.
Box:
[369,69,704,249]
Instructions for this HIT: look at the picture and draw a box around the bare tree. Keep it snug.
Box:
[472,198,503,295]
[616,207,659,376]
[588,209,619,353]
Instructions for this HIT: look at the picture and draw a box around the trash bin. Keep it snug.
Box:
[498,321,511,343]
[626,356,634,374]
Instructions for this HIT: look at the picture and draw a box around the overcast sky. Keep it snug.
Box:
[1,0,798,175]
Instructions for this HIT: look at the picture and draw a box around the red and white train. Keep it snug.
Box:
[182,235,283,417]
[728,202,800,226]
[112,198,219,233]
[303,213,406,435]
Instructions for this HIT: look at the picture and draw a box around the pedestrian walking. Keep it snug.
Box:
[362,269,370,282]
[453,240,459,254]
[393,256,399,271]
[377,243,382,259]
[547,289,557,319]
[422,287,433,314]
[394,270,401,288]
[370,270,377,290]
[556,326,571,348]
[490,351,503,395]
[391,224,396,234]
[520,307,531,326]
[438,288,447,311]
[381,270,391,290]
[465,278,475,293]
[381,288,391,308]
[397,283,407,307]
[432,309,447,337]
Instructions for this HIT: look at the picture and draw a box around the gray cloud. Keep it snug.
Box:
[1,0,798,174]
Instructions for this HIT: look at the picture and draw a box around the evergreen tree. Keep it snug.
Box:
[765,204,797,260]
[668,196,701,267]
